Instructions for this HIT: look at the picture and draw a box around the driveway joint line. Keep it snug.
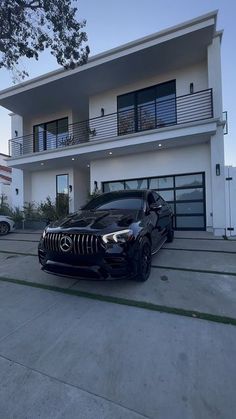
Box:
[0,353,150,419]
[163,247,236,255]
[152,265,236,277]
[0,276,236,327]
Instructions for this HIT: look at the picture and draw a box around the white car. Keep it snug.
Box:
[0,216,15,235]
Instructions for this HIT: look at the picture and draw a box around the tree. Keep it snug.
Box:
[0,0,90,80]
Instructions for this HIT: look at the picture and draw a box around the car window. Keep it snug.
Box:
[83,193,144,210]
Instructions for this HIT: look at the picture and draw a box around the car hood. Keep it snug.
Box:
[47,209,142,233]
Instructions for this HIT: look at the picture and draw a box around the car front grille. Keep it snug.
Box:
[43,233,102,255]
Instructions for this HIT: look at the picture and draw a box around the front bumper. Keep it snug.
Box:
[38,243,137,280]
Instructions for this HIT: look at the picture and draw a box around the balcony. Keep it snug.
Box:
[9,89,213,158]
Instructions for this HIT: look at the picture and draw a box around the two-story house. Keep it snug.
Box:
[0,11,227,235]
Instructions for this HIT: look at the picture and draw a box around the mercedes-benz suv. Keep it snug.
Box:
[38,190,174,281]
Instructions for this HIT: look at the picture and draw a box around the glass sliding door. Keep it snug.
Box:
[117,80,176,135]
[56,174,69,216]
[33,117,68,152]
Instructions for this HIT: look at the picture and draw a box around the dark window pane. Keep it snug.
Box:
[94,198,143,210]
[118,109,135,135]
[176,188,203,201]
[137,87,156,104]
[84,191,144,210]
[103,182,124,192]
[176,216,205,228]
[138,104,156,131]
[176,202,204,214]
[34,124,44,152]
[46,121,57,149]
[57,175,69,195]
[150,177,173,189]
[117,93,135,110]
[156,96,176,126]
[125,179,147,190]
[175,174,203,188]
[158,190,174,201]
[156,81,176,98]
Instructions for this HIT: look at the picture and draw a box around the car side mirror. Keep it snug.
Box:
[150,203,162,212]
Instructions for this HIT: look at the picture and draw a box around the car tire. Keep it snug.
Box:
[166,223,174,243]
[0,221,10,236]
[136,237,152,282]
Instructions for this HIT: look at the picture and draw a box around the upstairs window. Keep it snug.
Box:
[33,117,68,152]
[117,80,176,135]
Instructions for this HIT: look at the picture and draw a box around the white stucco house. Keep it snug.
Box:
[0,152,12,206]
[0,11,229,235]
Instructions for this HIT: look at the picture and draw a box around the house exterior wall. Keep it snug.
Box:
[21,166,89,213]
[90,142,213,229]
[89,62,208,119]
[23,109,73,137]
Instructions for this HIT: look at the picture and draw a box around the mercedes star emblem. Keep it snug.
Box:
[60,235,73,253]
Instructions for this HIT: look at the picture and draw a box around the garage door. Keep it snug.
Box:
[103,172,206,230]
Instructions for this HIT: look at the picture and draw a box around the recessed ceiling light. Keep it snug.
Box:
[109,151,113,155]
[40,162,44,166]
[72,157,75,161]
[87,164,90,168]
[158,143,162,147]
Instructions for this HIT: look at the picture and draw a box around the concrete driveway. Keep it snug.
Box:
[0,230,236,320]
[0,230,236,418]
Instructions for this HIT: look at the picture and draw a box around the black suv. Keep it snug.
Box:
[38,190,173,281]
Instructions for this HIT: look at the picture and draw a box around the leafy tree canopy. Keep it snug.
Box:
[0,0,89,80]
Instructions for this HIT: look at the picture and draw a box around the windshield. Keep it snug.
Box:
[83,193,144,211]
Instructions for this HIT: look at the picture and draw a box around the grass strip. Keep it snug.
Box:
[152,265,236,277]
[163,247,236,255]
[0,275,236,327]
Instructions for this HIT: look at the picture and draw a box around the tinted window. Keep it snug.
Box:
[83,193,144,211]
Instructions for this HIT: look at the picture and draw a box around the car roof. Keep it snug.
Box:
[102,189,147,198]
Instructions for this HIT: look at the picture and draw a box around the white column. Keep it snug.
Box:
[10,114,24,209]
[208,35,226,235]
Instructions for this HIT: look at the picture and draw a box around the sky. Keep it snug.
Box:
[0,0,236,164]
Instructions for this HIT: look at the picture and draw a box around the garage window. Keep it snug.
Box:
[103,172,206,230]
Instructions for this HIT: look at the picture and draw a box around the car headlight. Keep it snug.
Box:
[102,229,134,244]
[42,228,47,239]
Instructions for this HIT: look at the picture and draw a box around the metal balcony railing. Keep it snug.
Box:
[9,88,213,158]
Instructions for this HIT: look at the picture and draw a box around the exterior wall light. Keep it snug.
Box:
[69,185,73,193]
[15,188,19,195]
[15,130,18,137]
[94,181,98,192]
[216,164,221,176]
[190,82,194,94]
[101,108,105,117]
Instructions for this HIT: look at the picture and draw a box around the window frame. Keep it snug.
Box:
[33,117,68,152]
[117,80,176,135]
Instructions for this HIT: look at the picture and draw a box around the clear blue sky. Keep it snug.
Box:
[0,0,235,164]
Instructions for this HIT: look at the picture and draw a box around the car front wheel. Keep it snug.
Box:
[0,222,10,235]
[166,223,174,243]
[136,237,152,282]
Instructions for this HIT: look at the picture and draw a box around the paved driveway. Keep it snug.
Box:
[0,230,236,418]
[0,230,236,320]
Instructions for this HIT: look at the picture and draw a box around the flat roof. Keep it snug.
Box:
[0,10,219,117]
